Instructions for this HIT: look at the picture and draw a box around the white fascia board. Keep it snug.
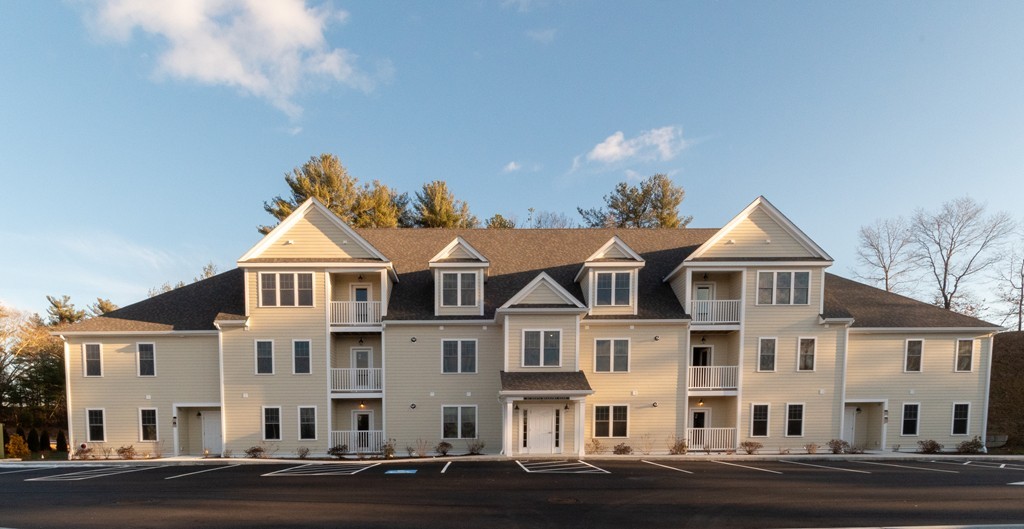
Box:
[679,260,833,268]
[498,390,595,397]
[818,317,855,327]
[584,236,645,263]
[581,319,691,325]
[663,264,747,282]
[849,327,1003,334]
[382,319,498,326]
[496,308,589,315]
[501,271,586,309]
[429,236,489,264]
[427,262,491,269]
[53,330,220,337]
[573,261,644,283]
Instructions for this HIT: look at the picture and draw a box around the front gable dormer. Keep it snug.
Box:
[430,237,489,317]
[574,236,645,316]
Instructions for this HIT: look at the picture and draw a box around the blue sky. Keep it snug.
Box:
[1,1,1022,317]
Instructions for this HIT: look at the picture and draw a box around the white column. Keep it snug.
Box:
[502,399,514,455]
[576,399,586,458]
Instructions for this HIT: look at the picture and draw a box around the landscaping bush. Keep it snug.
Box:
[466,440,485,455]
[26,429,39,452]
[327,444,348,459]
[827,439,850,454]
[435,441,452,456]
[917,440,943,454]
[39,430,51,452]
[804,443,819,454]
[73,444,93,459]
[739,441,763,455]
[116,445,137,460]
[957,436,984,454]
[296,446,310,459]
[380,438,397,458]
[667,435,688,455]
[587,438,606,454]
[613,443,633,455]
[6,435,30,459]
[244,446,266,459]
[55,431,68,453]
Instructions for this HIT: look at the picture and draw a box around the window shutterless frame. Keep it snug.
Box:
[139,408,158,442]
[784,403,804,437]
[441,405,478,439]
[262,406,282,441]
[255,340,274,375]
[593,338,630,373]
[297,406,317,441]
[292,339,312,375]
[750,403,770,437]
[522,329,561,367]
[441,339,478,374]
[951,402,970,436]
[86,408,106,442]
[954,339,974,372]
[757,337,777,372]
[796,337,816,372]
[440,271,478,307]
[137,342,156,377]
[901,403,920,436]
[592,404,629,438]
[755,270,811,305]
[904,339,924,373]
[83,343,103,377]
[258,272,315,307]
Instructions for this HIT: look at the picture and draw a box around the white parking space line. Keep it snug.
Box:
[0,466,58,476]
[779,460,871,474]
[854,461,958,474]
[641,460,694,474]
[578,460,610,474]
[27,465,166,481]
[165,464,240,480]
[441,462,452,474]
[930,460,1024,471]
[516,460,608,474]
[709,460,783,474]
[262,463,381,477]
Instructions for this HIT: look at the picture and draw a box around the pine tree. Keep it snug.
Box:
[413,181,478,228]
[350,181,411,228]
[88,298,118,317]
[578,174,691,228]
[44,295,87,326]
[485,214,516,229]
[261,153,359,233]
[39,430,51,452]
[26,428,39,452]
[56,430,68,453]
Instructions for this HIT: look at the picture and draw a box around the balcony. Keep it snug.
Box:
[688,366,739,391]
[686,427,736,452]
[689,300,741,324]
[330,301,382,326]
[331,368,383,392]
[330,430,384,453]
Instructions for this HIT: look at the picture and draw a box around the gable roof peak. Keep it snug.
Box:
[429,235,489,265]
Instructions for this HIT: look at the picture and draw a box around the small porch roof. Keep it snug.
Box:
[498,371,594,397]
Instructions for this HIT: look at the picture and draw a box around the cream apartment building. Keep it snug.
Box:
[58,196,1000,457]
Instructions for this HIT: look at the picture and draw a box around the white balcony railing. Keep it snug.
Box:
[689,300,741,324]
[331,368,382,392]
[330,301,382,325]
[686,427,736,452]
[688,366,739,390]
[330,430,384,453]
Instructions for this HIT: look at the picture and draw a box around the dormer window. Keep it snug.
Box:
[596,271,631,306]
[260,272,314,307]
[442,272,477,307]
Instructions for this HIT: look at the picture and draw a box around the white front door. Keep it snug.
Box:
[353,411,373,451]
[202,410,223,455]
[524,407,559,454]
[352,348,372,389]
[843,406,857,443]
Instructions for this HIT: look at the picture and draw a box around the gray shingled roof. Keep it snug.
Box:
[499,371,594,392]
[823,273,998,329]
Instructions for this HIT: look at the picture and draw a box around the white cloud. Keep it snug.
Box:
[85,0,388,119]
[525,28,556,44]
[585,126,688,165]
[503,161,522,172]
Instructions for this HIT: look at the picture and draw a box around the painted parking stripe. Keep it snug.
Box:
[709,460,783,474]
[854,461,958,474]
[516,460,608,474]
[930,460,1024,471]
[262,463,380,477]
[577,460,610,474]
[779,460,871,474]
[641,460,694,474]
[27,465,166,481]
[441,462,452,474]
[165,464,240,480]
[0,466,58,476]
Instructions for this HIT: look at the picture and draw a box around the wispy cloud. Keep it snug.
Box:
[585,126,688,165]
[83,0,391,119]
[503,161,522,172]
[525,28,557,44]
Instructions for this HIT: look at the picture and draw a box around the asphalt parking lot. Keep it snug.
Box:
[1,457,1023,528]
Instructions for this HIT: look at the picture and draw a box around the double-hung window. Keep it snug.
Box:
[137,343,156,377]
[952,403,970,435]
[758,338,776,371]
[797,338,815,371]
[84,344,102,377]
[902,403,920,435]
[87,409,105,442]
[595,339,629,372]
[298,407,317,440]
[442,405,477,439]
[260,272,314,307]
[256,341,274,375]
[441,272,477,307]
[293,340,311,375]
[757,271,810,305]
[140,409,158,441]
[955,339,973,372]
[523,330,560,367]
[786,404,804,436]
[263,407,281,440]
[595,271,631,306]
[594,405,628,437]
[751,404,769,436]
[442,340,477,373]
[905,340,923,372]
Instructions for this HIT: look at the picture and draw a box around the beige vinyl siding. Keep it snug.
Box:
[580,273,591,306]
[433,268,484,316]
[702,208,817,259]
[601,245,631,259]
[220,268,332,455]
[579,323,688,447]
[332,335,382,369]
[739,268,842,447]
[846,333,990,448]
[668,272,686,306]
[446,245,478,259]
[258,207,376,260]
[330,274,380,302]
[66,335,218,455]
[383,325,502,454]
[506,314,578,371]
[518,282,570,304]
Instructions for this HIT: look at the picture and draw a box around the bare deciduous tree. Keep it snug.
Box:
[853,217,915,293]
[911,196,1015,312]
[993,244,1024,331]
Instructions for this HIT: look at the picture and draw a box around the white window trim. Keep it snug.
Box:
[951,402,971,436]
[439,271,480,308]
[137,342,156,377]
[83,343,103,377]
[593,270,634,307]
[441,339,478,374]
[784,403,805,438]
[796,337,816,372]
[258,271,316,308]
[86,408,106,442]
[441,404,479,440]
[592,404,630,438]
[755,270,812,306]
[691,344,715,367]
[297,405,318,441]
[757,337,777,373]
[750,403,770,438]
[262,406,282,441]
[138,407,159,442]
[594,338,631,373]
[292,339,312,375]
[904,338,924,373]
[901,402,921,436]
[954,338,974,372]
[255,340,275,375]
[521,329,562,368]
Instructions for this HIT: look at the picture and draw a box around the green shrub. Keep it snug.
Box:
[55,431,68,453]
[827,439,850,454]
[957,436,984,454]
[435,441,452,456]
[5,434,30,459]
[613,443,633,455]
[327,444,348,459]
[26,429,39,452]
[39,430,51,452]
[917,440,943,454]
[739,441,763,455]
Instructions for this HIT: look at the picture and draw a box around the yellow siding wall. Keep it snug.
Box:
[702,208,817,259]
[506,314,578,371]
[518,282,570,304]
[258,207,376,260]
